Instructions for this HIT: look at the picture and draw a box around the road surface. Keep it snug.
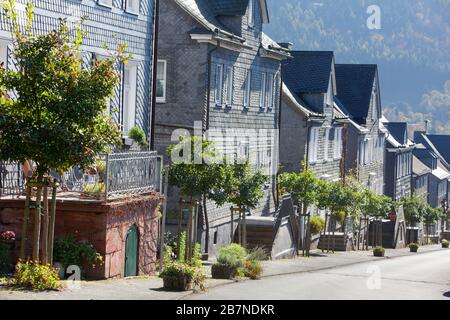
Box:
[185,249,450,300]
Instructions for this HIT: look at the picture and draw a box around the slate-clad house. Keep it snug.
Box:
[280,51,346,182]
[414,132,450,208]
[412,153,431,203]
[335,64,386,194]
[155,0,290,255]
[382,122,415,201]
[0,0,162,279]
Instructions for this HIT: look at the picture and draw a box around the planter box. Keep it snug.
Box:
[162,275,192,291]
[410,247,418,253]
[442,243,449,249]
[211,264,237,279]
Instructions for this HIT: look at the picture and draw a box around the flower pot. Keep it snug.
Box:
[211,264,238,279]
[442,243,449,249]
[410,247,418,253]
[162,275,192,291]
[373,251,384,257]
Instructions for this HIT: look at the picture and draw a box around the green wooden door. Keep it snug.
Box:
[125,225,138,277]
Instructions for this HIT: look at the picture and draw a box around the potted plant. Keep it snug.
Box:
[211,244,247,279]
[441,239,449,248]
[0,230,16,250]
[160,260,195,291]
[409,243,419,253]
[373,246,385,257]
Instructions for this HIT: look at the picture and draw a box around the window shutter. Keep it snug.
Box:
[260,72,266,109]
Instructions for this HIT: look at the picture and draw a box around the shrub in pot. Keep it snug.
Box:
[212,244,247,279]
[441,239,449,248]
[243,260,263,280]
[373,246,385,257]
[409,243,419,253]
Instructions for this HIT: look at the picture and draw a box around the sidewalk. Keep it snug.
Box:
[0,244,443,300]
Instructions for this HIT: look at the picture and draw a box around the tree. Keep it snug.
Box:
[279,165,323,256]
[210,160,267,247]
[0,1,123,264]
[400,196,426,226]
[167,136,225,259]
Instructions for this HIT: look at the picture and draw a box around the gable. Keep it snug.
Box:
[426,135,450,166]
[335,64,377,122]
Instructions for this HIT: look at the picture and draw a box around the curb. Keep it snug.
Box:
[178,246,444,300]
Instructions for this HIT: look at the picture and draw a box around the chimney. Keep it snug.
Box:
[277,42,293,51]
[424,120,430,134]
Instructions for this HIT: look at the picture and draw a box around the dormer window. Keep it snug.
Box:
[248,0,255,28]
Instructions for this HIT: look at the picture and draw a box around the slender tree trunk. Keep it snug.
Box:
[47,182,57,265]
[20,185,32,259]
[241,206,247,248]
[32,180,43,262]
[41,179,49,265]
[202,195,209,255]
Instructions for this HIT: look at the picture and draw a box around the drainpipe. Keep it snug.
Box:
[149,0,159,151]
[202,45,218,256]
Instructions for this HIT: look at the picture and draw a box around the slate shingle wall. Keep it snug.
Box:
[0,0,155,137]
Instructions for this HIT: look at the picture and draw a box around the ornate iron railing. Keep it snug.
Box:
[0,151,163,201]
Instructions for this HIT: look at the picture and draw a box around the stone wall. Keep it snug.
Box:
[0,194,162,279]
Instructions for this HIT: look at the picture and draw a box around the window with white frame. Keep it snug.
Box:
[0,41,7,68]
[98,0,113,8]
[267,73,275,110]
[371,91,377,120]
[333,128,342,159]
[244,70,251,108]
[126,0,140,14]
[123,62,137,135]
[248,0,254,27]
[156,60,167,103]
[309,127,320,163]
[260,72,266,109]
[225,66,233,107]
[215,64,224,106]
[323,128,330,161]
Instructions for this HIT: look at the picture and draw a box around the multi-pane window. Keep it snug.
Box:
[309,127,320,163]
[323,128,330,161]
[215,64,224,106]
[243,70,251,108]
[156,60,167,103]
[260,72,266,109]
[225,66,233,107]
[333,128,343,159]
[0,41,7,68]
[126,0,140,14]
[123,62,137,135]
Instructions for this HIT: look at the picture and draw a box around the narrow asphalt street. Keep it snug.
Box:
[185,249,450,300]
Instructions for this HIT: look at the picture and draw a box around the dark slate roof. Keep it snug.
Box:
[282,51,334,94]
[385,122,408,145]
[213,0,249,16]
[426,135,450,165]
[335,64,377,122]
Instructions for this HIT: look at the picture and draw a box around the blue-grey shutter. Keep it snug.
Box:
[111,62,123,126]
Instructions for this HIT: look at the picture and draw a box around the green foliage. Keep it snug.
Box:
[318,181,355,220]
[13,260,60,291]
[82,182,105,197]
[309,216,325,235]
[243,260,263,280]
[216,244,247,269]
[409,243,420,250]
[177,232,186,262]
[0,3,124,174]
[400,196,427,224]
[423,206,443,224]
[210,160,267,210]
[53,235,103,269]
[360,189,392,218]
[128,126,147,147]
[247,247,268,261]
[280,164,323,213]
[0,242,12,274]
[441,239,449,248]
[168,136,224,199]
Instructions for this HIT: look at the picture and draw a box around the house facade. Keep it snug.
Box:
[412,154,431,203]
[0,0,157,142]
[155,0,290,255]
[280,51,345,183]
[382,122,414,201]
[0,0,162,279]
[335,64,385,194]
